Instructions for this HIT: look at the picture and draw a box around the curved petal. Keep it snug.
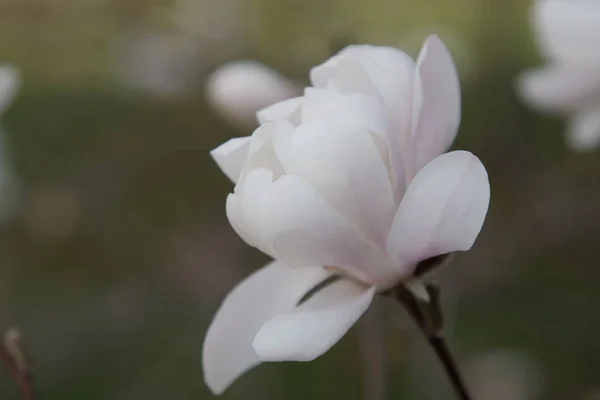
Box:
[253,279,375,362]
[202,260,331,394]
[533,0,600,63]
[210,137,251,183]
[565,107,600,152]
[261,173,398,286]
[410,35,461,176]
[210,123,286,184]
[257,97,303,125]
[516,66,600,113]
[276,115,395,245]
[226,168,276,257]
[309,45,363,88]
[387,151,490,267]
[0,65,20,115]
[241,123,286,178]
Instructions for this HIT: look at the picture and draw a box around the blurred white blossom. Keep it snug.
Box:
[517,0,600,151]
[206,61,300,129]
[0,65,19,113]
[203,35,490,394]
[0,65,22,224]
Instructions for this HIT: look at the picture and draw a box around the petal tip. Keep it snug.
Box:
[203,373,227,396]
[420,34,449,55]
[202,339,230,395]
[424,33,442,46]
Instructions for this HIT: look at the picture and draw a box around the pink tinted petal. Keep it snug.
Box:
[387,151,490,267]
[202,260,331,394]
[253,280,375,362]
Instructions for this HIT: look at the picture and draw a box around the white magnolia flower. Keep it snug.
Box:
[517,0,600,151]
[204,35,490,394]
[206,61,300,129]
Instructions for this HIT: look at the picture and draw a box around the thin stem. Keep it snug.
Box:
[426,334,471,400]
[0,331,37,400]
[393,284,473,400]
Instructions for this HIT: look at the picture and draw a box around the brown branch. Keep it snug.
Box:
[0,328,37,400]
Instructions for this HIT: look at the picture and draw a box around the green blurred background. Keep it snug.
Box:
[0,0,599,399]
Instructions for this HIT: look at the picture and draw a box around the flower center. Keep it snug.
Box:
[323,265,372,287]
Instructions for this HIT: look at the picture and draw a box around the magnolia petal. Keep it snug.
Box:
[257,97,304,125]
[359,46,417,129]
[309,45,363,88]
[310,45,415,115]
[0,65,20,115]
[279,115,395,245]
[210,137,252,183]
[241,123,286,178]
[253,280,375,362]
[225,193,250,245]
[202,260,331,394]
[226,168,277,257]
[410,35,461,176]
[565,107,600,152]
[387,151,490,267]
[300,88,398,191]
[301,87,389,135]
[261,173,397,286]
[516,66,600,113]
[533,0,600,63]
[309,46,417,198]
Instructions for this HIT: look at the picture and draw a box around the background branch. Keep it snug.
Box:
[0,328,37,400]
